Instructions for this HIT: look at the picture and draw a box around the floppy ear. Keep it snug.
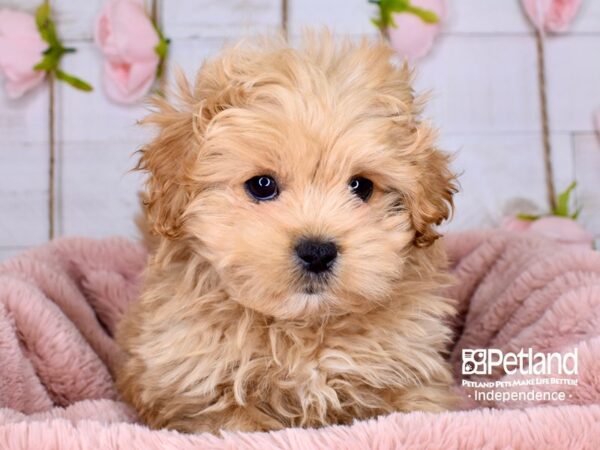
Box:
[381,73,457,246]
[377,61,456,247]
[410,144,457,248]
[137,49,258,239]
[136,78,201,239]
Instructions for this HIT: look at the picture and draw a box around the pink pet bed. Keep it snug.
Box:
[1,230,599,449]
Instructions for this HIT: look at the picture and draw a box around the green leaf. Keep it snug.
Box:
[372,0,438,29]
[405,5,439,23]
[55,70,93,92]
[154,37,169,60]
[45,19,60,47]
[372,0,404,28]
[35,3,51,41]
[155,39,169,78]
[571,207,582,220]
[152,22,170,78]
[153,19,170,59]
[33,6,91,93]
[517,213,540,221]
[35,3,60,47]
[34,45,74,73]
[371,17,383,28]
[388,0,410,9]
[554,181,577,217]
[33,55,55,72]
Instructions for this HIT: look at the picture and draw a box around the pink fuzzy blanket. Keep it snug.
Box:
[1,231,600,449]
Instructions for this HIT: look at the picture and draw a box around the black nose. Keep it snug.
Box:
[295,239,338,274]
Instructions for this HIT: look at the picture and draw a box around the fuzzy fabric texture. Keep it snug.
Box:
[1,230,599,448]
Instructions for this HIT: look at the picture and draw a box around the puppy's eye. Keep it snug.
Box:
[245,175,279,201]
[349,177,373,202]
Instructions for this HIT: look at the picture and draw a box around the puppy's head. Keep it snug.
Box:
[139,34,456,320]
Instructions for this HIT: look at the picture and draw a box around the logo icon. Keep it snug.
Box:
[461,348,578,376]
[462,349,488,375]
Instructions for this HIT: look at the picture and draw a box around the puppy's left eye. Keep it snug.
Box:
[245,175,279,201]
[349,177,374,202]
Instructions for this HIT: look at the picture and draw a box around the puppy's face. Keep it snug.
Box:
[141,37,456,320]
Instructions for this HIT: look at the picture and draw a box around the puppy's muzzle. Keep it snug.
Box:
[295,238,338,274]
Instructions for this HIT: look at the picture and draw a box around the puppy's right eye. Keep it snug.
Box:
[245,175,279,201]
[349,177,373,202]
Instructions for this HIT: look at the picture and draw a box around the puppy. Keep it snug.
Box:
[116,33,458,434]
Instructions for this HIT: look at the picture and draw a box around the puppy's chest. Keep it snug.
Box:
[248,329,404,403]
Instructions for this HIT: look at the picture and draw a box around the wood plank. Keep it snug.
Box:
[546,35,600,132]
[0,28,49,247]
[6,0,282,41]
[57,38,230,144]
[573,133,600,239]
[0,143,49,246]
[56,42,150,143]
[57,38,230,239]
[0,0,40,14]
[0,86,49,144]
[439,133,573,231]
[416,35,539,133]
[2,0,105,41]
[60,141,143,239]
[162,0,281,39]
[289,0,378,37]
[167,38,228,81]
[288,35,540,135]
[53,0,103,41]
[1,1,595,248]
[444,0,531,34]
[570,0,600,34]
[289,0,534,36]
[53,0,153,41]
[55,38,150,239]
[55,37,230,240]
[289,0,599,36]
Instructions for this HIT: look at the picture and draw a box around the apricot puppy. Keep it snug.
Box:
[116,33,458,433]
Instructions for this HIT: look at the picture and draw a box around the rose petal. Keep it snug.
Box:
[95,0,159,62]
[0,36,47,79]
[529,216,594,246]
[95,8,116,56]
[388,0,445,61]
[0,9,41,39]
[521,0,582,33]
[95,0,161,103]
[4,71,45,99]
[501,216,534,232]
[0,9,47,98]
[545,0,582,32]
[103,59,157,104]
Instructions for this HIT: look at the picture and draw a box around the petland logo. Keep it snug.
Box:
[462,348,578,376]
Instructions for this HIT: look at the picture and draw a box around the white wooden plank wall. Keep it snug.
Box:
[1,0,599,260]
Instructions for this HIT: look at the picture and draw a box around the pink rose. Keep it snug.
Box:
[0,9,47,98]
[95,0,160,104]
[521,0,582,33]
[388,0,445,61]
[501,216,533,232]
[501,216,594,250]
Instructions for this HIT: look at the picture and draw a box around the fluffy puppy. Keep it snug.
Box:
[116,33,458,434]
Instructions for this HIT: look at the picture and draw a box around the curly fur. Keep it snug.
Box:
[116,32,459,433]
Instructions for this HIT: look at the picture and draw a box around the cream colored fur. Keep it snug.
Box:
[116,32,459,433]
